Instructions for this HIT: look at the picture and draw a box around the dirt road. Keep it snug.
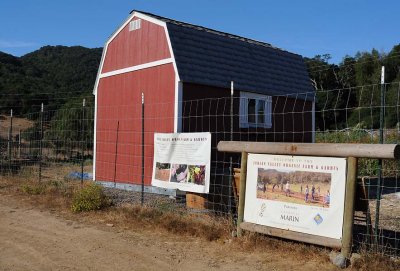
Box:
[0,194,337,271]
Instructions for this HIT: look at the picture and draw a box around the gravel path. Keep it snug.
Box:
[103,187,186,210]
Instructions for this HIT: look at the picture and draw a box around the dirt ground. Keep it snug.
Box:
[257,188,330,208]
[0,194,339,271]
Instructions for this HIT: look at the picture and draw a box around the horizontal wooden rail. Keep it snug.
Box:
[217,141,400,159]
[240,222,342,248]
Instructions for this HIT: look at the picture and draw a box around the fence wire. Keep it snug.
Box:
[0,81,399,257]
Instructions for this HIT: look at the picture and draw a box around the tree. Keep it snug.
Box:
[306,44,400,130]
[45,96,94,158]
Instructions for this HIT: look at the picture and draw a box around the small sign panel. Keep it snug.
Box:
[152,132,211,194]
[244,154,347,240]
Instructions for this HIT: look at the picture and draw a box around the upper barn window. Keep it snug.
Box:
[129,19,141,31]
[239,92,272,128]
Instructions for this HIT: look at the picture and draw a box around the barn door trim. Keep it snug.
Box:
[99,58,174,78]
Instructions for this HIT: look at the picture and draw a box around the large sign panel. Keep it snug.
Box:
[244,154,347,240]
[151,133,211,193]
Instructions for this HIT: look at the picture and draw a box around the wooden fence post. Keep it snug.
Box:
[341,156,358,258]
[237,151,248,237]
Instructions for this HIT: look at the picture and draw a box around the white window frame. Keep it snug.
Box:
[239,92,272,128]
[129,19,141,31]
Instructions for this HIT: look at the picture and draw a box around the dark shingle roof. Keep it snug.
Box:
[133,10,314,100]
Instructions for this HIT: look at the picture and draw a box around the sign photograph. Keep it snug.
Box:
[151,132,211,193]
[244,154,347,240]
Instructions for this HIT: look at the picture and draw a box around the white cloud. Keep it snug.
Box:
[0,40,38,48]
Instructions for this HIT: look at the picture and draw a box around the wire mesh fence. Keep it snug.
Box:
[0,81,399,257]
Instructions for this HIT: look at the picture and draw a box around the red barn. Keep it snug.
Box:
[93,10,315,195]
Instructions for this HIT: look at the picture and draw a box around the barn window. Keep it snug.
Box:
[129,19,141,31]
[239,92,272,128]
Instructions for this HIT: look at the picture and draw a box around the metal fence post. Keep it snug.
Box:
[362,177,373,246]
[228,81,234,216]
[18,130,21,159]
[8,109,13,173]
[374,66,385,244]
[81,99,86,185]
[141,92,145,206]
[39,103,43,182]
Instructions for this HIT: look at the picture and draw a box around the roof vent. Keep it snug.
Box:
[129,19,141,31]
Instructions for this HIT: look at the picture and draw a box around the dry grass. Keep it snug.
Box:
[0,177,77,210]
[233,232,400,270]
[235,231,331,263]
[100,205,230,241]
[0,114,34,139]
[351,252,399,271]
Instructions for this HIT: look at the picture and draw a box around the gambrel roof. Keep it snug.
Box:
[133,10,314,100]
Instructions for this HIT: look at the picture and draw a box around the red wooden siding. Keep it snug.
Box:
[96,64,175,185]
[101,17,171,73]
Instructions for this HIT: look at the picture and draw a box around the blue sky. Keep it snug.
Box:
[1,0,399,63]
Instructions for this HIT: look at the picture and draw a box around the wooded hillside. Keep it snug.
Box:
[0,46,102,115]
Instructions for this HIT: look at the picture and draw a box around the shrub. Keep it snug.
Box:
[21,183,47,195]
[71,183,110,212]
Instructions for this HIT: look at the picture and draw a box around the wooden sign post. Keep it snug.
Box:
[237,151,247,237]
[342,157,357,258]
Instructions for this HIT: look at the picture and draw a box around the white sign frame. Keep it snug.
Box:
[151,132,211,194]
[244,153,347,240]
